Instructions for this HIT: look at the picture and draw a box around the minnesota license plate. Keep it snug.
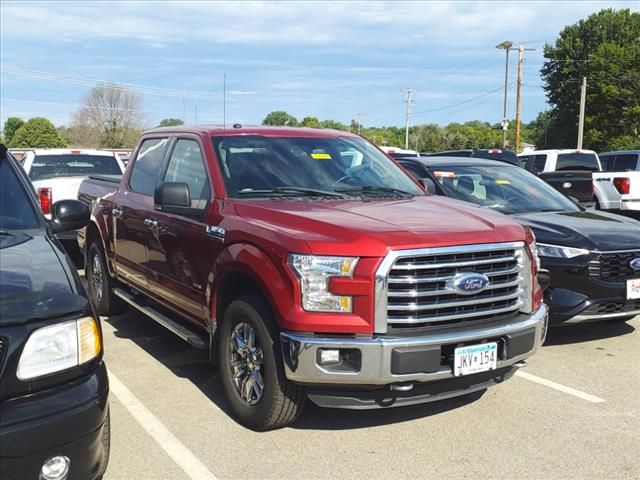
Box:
[627,278,640,300]
[454,342,497,377]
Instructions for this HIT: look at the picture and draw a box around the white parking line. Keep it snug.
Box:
[515,370,606,404]
[108,370,218,480]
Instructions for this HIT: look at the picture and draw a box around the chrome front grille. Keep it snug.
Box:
[375,242,530,332]
[589,250,640,283]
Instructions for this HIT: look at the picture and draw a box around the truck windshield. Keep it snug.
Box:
[212,135,423,198]
[29,154,121,181]
[556,153,600,172]
[426,164,579,214]
[0,156,41,231]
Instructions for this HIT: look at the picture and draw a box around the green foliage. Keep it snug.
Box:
[158,118,184,127]
[541,8,640,151]
[3,117,24,145]
[299,116,321,128]
[8,117,67,148]
[262,111,298,126]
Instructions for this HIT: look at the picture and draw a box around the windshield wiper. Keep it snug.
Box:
[237,186,345,198]
[335,185,415,196]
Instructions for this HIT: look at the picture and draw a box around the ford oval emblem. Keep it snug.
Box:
[452,272,490,295]
[630,258,640,271]
[563,182,572,189]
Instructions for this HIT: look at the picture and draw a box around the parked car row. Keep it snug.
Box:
[396,155,640,325]
[1,126,638,480]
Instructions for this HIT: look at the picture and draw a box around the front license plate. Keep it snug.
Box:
[627,278,640,300]
[454,342,497,377]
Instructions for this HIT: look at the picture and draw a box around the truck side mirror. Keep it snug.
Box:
[154,182,192,215]
[50,199,90,234]
[420,178,437,194]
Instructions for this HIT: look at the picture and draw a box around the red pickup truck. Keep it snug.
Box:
[78,125,548,430]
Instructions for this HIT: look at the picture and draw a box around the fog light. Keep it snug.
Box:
[40,455,70,480]
[318,349,341,365]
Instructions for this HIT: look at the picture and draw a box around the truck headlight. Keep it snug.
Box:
[289,255,358,313]
[17,316,102,380]
[537,243,589,259]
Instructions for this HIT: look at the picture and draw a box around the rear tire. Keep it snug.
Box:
[218,295,306,431]
[86,241,126,316]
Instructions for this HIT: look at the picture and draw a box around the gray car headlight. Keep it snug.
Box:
[537,243,589,259]
[289,254,359,313]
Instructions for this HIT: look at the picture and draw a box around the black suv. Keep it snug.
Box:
[398,155,640,325]
[421,149,521,166]
[0,144,110,479]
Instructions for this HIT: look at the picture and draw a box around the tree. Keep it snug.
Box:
[299,116,321,128]
[8,117,67,148]
[541,8,640,150]
[74,83,143,148]
[262,111,298,126]
[158,118,184,127]
[3,117,24,145]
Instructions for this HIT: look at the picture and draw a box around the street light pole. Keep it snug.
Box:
[496,41,513,149]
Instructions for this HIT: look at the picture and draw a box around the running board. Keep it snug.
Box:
[113,288,208,350]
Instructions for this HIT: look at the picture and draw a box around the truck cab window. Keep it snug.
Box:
[129,138,170,196]
[163,139,211,209]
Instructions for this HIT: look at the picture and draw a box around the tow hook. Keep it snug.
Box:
[390,382,414,392]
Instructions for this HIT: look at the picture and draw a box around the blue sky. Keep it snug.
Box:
[1,1,638,130]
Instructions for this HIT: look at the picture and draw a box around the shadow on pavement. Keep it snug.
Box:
[105,309,487,431]
[544,319,636,346]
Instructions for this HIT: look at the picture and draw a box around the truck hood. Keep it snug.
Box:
[512,209,640,251]
[0,234,86,326]
[234,195,525,256]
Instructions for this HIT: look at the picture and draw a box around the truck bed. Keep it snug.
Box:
[77,175,121,207]
[538,170,594,204]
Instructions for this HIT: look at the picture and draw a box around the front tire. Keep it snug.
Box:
[218,295,305,431]
[86,241,125,316]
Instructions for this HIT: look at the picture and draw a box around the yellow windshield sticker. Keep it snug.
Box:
[496,179,510,185]
[311,153,332,160]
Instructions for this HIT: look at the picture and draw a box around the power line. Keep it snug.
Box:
[1,64,222,100]
[412,82,516,116]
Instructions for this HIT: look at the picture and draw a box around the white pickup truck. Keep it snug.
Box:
[595,150,640,213]
[20,149,125,237]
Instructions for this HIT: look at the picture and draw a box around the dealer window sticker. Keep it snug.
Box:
[310,152,332,160]
[495,179,511,185]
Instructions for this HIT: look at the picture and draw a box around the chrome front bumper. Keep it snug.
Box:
[280,304,548,385]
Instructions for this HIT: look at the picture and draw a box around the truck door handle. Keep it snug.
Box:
[112,207,123,218]
[144,219,158,228]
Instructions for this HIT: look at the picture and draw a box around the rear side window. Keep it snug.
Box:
[529,155,546,173]
[614,154,639,171]
[129,138,170,196]
[162,139,210,209]
[28,154,121,181]
[599,154,614,172]
[556,153,600,172]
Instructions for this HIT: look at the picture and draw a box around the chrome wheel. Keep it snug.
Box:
[91,252,104,303]
[229,322,264,406]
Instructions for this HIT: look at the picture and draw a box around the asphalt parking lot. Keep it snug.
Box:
[98,306,640,480]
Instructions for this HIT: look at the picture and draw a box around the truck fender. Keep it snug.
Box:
[205,243,292,347]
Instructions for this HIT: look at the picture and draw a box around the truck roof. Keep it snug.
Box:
[517,149,597,156]
[29,148,117,156]
[144,125,360,138]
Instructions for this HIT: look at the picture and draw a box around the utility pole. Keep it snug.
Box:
[402,88,414,149]
[355,113,363,135]
[577,76,587,149]
[514,44,535,152]
[496,41,513,149]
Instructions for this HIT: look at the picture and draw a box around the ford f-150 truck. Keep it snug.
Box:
[78,126,547,430]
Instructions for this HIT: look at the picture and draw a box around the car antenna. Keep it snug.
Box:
[223,73,226,135]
